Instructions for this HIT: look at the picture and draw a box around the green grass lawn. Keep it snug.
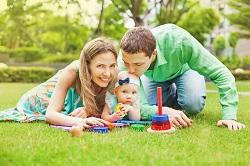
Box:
[0,82,249,166]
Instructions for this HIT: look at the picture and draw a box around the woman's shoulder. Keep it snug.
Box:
[66,60,80,73]
[57,60,80,88]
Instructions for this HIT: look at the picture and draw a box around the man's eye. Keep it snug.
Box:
[97,65,102,68]
[135,63,143,66]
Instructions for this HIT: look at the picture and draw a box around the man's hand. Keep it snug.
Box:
[217,120,246,130]
[69,107,87,118]
[162,107,192,129]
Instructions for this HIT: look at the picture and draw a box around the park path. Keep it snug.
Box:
[207,90,250,96]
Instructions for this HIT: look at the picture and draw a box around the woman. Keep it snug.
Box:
[0,38,118,129]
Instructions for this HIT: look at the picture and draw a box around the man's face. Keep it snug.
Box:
[122,50,153,77]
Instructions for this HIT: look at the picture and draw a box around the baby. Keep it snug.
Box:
[101,71,140,122]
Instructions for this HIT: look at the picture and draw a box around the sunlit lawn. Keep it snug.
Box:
[0,82,249,166]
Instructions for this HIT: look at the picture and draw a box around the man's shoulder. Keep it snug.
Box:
[151,24,178,31]
[151,24,189,39]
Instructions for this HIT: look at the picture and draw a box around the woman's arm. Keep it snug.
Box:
[45,63,85,126]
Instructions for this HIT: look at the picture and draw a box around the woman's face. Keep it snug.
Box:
[89,51,117,88]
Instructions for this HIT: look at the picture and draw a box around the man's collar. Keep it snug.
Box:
[155,44,167,67]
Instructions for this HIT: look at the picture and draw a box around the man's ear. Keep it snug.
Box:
[151,49,157,62]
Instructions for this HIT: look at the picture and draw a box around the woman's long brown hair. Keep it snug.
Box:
[78,38,117,117]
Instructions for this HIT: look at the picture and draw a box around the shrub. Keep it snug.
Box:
[9,47,45,62]
[232,70,250,80]
[213,35,225,56]
[219,55,242,70]
[0,67,55,83]
[40,54,78,63]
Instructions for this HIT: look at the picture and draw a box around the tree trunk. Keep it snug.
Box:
[93,0,105,37]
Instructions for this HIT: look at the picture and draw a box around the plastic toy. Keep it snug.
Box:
[114,122,129,127]
[116,120,151,125]
[50,121,129,135]
[147,87,175,133]
[70,126,83,137]
[92,126,109,133]
[50,125,72,131]
[115,104,126,118]
[130,124,145,131]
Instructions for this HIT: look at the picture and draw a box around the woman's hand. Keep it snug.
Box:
[76,117,111,129]
[69,107,87,118]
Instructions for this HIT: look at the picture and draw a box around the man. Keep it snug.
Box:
[118,24,246,130]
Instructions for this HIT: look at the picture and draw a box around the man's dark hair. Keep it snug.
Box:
[120,26,156,57]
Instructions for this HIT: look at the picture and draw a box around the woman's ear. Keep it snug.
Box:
[112,88,117,95]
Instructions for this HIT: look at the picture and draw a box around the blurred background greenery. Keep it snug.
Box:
[0,0,249,82]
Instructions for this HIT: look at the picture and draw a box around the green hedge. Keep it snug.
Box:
[40,54,78,63]
[232,70,250,80]
[0,67,249,83]
[0,67,55,83]
[0,47,45,62]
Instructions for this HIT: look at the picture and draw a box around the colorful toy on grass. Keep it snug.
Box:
[147,87,175,133]
[70,126,83,137]
[91,122,129,133]
[130,124,145,131]
[92,126,109,133]
[50,121,129,136]
[116,120,151,125]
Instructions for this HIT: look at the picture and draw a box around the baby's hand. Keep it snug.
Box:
[111,111,124,121]
[119,103,134,113]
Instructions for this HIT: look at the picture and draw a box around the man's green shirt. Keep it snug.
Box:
[118,24,238,120]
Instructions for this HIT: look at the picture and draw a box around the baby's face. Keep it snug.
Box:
[115,84,139,105]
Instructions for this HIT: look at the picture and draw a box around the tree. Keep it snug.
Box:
[228,0,250,38]
[228,32,239,55]
[44,0,83,53]
[110,0,152,26]
[178,7,220,44]
[0,0,45,48]
[91,1,127,40]
[93,0,105,37]
[213,35,226,56]
[37,14,91,53]
[153,0,199,26]
[102,4,127,40]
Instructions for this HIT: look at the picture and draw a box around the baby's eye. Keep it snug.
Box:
[110,64,116,68]
[132,91,137,94]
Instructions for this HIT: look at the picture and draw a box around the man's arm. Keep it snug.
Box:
[179,29,246,130]
[180,31,238,120]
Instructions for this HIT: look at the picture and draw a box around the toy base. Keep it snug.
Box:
[147,127,175,134]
